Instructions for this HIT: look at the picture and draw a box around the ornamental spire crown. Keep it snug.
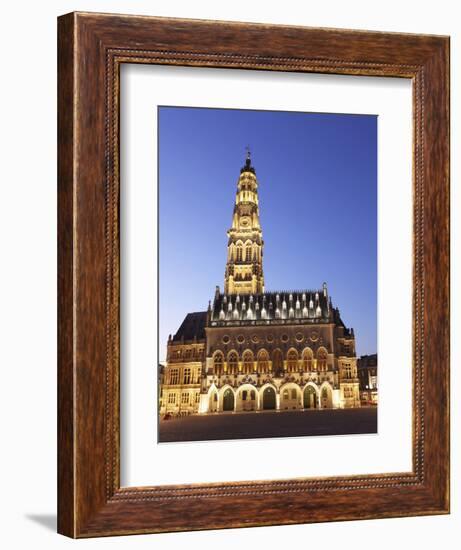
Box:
[241,146,255,174]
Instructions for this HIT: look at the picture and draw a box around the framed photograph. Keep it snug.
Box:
[58,12,450,537]
[156,107,377,444]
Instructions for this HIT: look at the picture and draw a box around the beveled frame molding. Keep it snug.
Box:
[57,12,450,537]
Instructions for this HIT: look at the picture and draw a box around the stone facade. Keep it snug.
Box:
[159,330,205,416]
[159,153,361,416]
[357,353,378,405]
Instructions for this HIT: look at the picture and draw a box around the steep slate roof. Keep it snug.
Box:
[210,289,331,323]
[172,311,207,342]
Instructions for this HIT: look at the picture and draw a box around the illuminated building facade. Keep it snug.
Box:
[159,153,361,416]
[357,354,378,405]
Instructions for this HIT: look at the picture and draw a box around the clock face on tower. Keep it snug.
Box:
[240,216,250,227]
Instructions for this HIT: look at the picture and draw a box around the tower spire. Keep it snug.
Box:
[245,145,251,162]
[241,146,255,174]
[224,151,264,295]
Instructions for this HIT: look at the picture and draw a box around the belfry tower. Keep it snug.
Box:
[224,150,264,294]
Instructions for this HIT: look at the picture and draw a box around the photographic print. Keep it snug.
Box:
[158,106,378,443]
[57,14,450,535]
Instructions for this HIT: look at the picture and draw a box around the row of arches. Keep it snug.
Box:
[228,241,261,263]
[207,382,334,413]
[236,189,258,203]
[212,347,329,375]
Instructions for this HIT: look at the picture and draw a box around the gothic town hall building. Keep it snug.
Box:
[159,153,361,416]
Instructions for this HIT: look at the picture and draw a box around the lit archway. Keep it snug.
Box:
[262,386,276,410]
[222,387,235,411]
[280,383,302,410]
[236,384,258,412]
[320,382,333,408]
[303,384,318,409]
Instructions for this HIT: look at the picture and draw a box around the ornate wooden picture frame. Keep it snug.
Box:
[57,12,450,537]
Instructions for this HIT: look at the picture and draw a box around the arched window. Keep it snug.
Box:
[242,351,254,374]
[317,348,328,371]
[213,352,224,375]
[272,349,283,373]
[257,350,269,373]
[227,351,239,374]
[287,349,298,373]
[244,241,252,262]
[236,243,243,262]
[301,348,313,372]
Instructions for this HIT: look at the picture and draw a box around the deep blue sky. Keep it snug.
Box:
[159,107,377,360]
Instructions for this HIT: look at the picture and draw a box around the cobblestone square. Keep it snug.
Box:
[158,407,377,443]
